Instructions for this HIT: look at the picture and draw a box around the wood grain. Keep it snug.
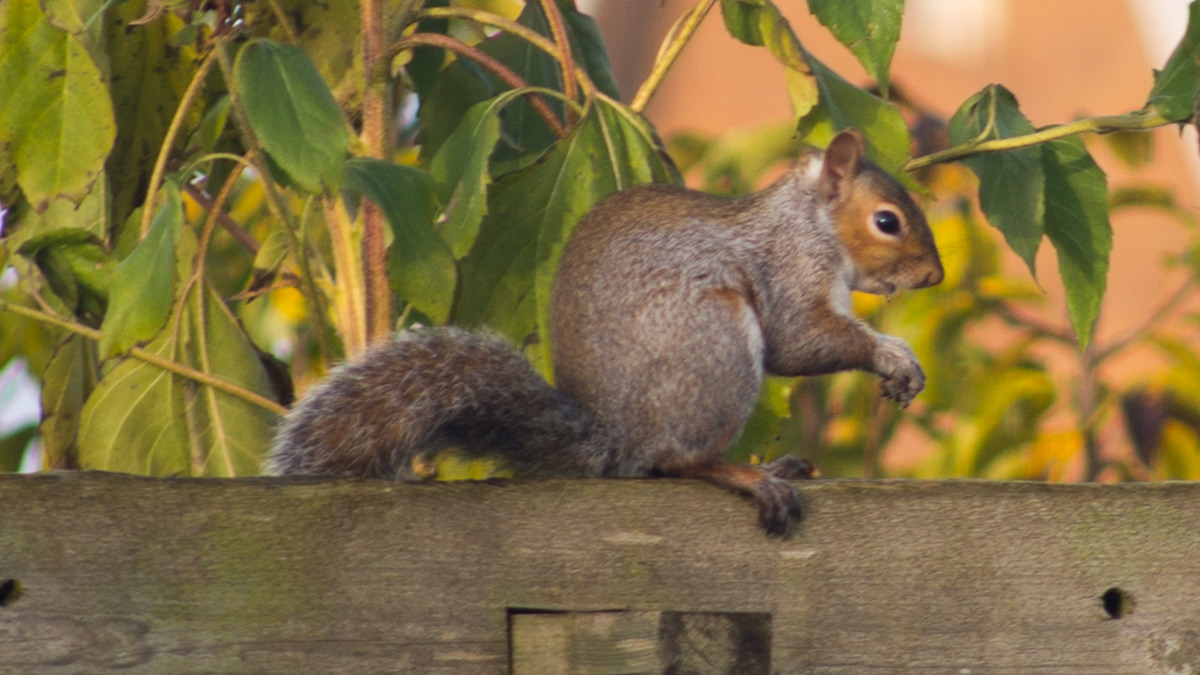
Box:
[0,473,1198,673]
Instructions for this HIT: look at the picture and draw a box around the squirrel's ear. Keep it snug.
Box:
[819,129,864,198]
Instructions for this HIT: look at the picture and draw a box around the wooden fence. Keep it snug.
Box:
[1,472,1198,673]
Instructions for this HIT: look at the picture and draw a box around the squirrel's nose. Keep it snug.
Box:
[920,264,944,288]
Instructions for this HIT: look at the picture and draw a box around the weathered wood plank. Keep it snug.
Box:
[1,472,1198,673]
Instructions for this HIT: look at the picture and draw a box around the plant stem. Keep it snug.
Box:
[0,300,288,416]
[215,37,335,365]
[539,0,578,122]
[630,0,718,113]
[905,110,1175,172]
[383,32,567,138]
[361,0,392,344]
[414,6,599,99]
[140,47,218,238]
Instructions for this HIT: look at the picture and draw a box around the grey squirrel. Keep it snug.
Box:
[267,129,943,537]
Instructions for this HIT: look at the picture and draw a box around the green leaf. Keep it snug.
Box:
[234,38,348,193]
[79,285,278,476]
[796,49,911,175]
[1041,137,1111,348]
[343,158,456,325]
[807,0,903,95]
[98,183,184,357]
[1148,0,1200,121]
[948,85,1045,274]
[430,89,533,258]
[720,0,818,120]
[39,335,99,470]
[0,0,116,208]
[245,0,364,110]
[0,423,35,472]
[417,1,620,168]
[16,227,114,319]
[105,4,201,233]
[455,96,678,372]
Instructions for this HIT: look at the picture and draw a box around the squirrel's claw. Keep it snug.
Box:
[755,475,803,538]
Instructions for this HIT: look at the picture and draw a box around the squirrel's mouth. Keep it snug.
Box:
[855,278,896,295]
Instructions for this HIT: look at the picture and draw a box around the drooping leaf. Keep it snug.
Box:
[16,227,114,320]
[795,48,911,176]
[187,287,281,477]
[455,95,678,372]
[98,183,184,357]
[430,89,534,258]
[234,38,348,193]
[343,158,456,324]
[244,0,365,109]
[1148,0,1200,121]
[0,0,115,209]
[79,283,279,476]
[949,84,1045,274]
[720,0,818,120]
[1041,137,1111,348]
[39,335,99,470]
[807,0,904,95]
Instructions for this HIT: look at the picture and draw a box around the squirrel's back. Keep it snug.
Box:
[267,328,608,479]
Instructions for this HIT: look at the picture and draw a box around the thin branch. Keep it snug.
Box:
[1094,278,1198,362]
[182,183,260,255]
[905,110,1175,172]
[995,303,1076,345]
[539,0,578,122]
[630,0,718,113]
[140,47,218,238]
[0,300,288,416]
[415,6,599,101]
[381,32,567,138]
[215,37,335,364]
[361,0,392,343]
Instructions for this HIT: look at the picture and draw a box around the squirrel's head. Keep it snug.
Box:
[817,129,944,295]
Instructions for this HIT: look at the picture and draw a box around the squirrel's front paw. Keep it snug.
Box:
[755,475,802,538]
[873,335,925,408]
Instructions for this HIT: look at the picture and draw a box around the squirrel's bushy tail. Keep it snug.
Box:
[267,328,608,479]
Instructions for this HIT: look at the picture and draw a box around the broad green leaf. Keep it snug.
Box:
[78,331,191,475]
[720,0,818,120]
[807,0,904,95]
[1148,0,1200,121]
[796,48,911,175]
[98,183,183,357]
[235,38,348,193]
[1041,137,1111,348]
[79,284,278,476]
[16,227,113,320]
[39,335,99,470]
[0,0,115,209]
[455,96,677,372]
[245,0,364,109]
[343,158,456,324]
[949,85,1045,274]
[188,287,280,476]
[430,89,533,258]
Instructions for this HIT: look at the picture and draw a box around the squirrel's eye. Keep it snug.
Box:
[872,209,902,236]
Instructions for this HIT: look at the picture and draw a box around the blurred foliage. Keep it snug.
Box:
[1,0,1199,480]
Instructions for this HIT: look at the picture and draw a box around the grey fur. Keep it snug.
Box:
[267,130,943,537]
